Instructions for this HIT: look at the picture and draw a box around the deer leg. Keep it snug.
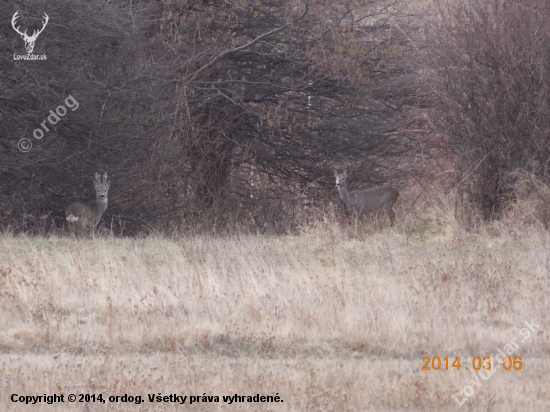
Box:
[77,216,87,232]
[388,208,395,227]
[356,208,367,235]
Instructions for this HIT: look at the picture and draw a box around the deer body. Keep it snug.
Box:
[334,169,399,229]
[66,173,110,233]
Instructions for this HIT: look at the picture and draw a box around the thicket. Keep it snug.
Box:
[0,0,421,234]
[1,0,549,234]
[425,0,550,223]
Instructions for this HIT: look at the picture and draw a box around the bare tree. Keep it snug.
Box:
[424,0,550,220]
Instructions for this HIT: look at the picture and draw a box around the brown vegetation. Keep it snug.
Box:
[2,0,550,409]
[1,0,419,235]
[1,212,549,410]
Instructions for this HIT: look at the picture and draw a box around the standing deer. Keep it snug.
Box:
[66,173,110,233]
[334,169,399,232]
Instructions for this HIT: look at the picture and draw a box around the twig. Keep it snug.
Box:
[401,170,454,221]
[188,5,308,81]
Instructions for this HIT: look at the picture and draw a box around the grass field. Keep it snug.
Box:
[1,222,549,411]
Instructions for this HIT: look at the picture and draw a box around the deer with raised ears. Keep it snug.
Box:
[334,169,399,232]
[11,11,49,54]
[66,173,110,233]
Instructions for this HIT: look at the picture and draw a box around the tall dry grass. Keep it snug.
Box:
[1,209,549,410]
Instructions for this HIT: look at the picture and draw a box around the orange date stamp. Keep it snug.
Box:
[422,355,522,371]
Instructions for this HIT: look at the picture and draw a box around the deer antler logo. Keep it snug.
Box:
[12,11,49,54]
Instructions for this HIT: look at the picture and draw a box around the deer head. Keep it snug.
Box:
[93,172,110,202]
[12,11,49,54]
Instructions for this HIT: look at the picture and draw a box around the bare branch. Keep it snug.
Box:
[188,5,308,81]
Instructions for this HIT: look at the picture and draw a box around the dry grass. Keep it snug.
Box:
[1,221,549,411]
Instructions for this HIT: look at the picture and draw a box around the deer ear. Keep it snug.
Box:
[333,169,338,177]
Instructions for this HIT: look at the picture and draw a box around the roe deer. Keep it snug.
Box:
[66,172,110,233]
[334,169,399,232]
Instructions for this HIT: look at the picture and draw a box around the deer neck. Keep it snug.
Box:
[92,197,108,217]
[337,184,350,205]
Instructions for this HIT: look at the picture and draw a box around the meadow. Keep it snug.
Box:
[1,217,549,411]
